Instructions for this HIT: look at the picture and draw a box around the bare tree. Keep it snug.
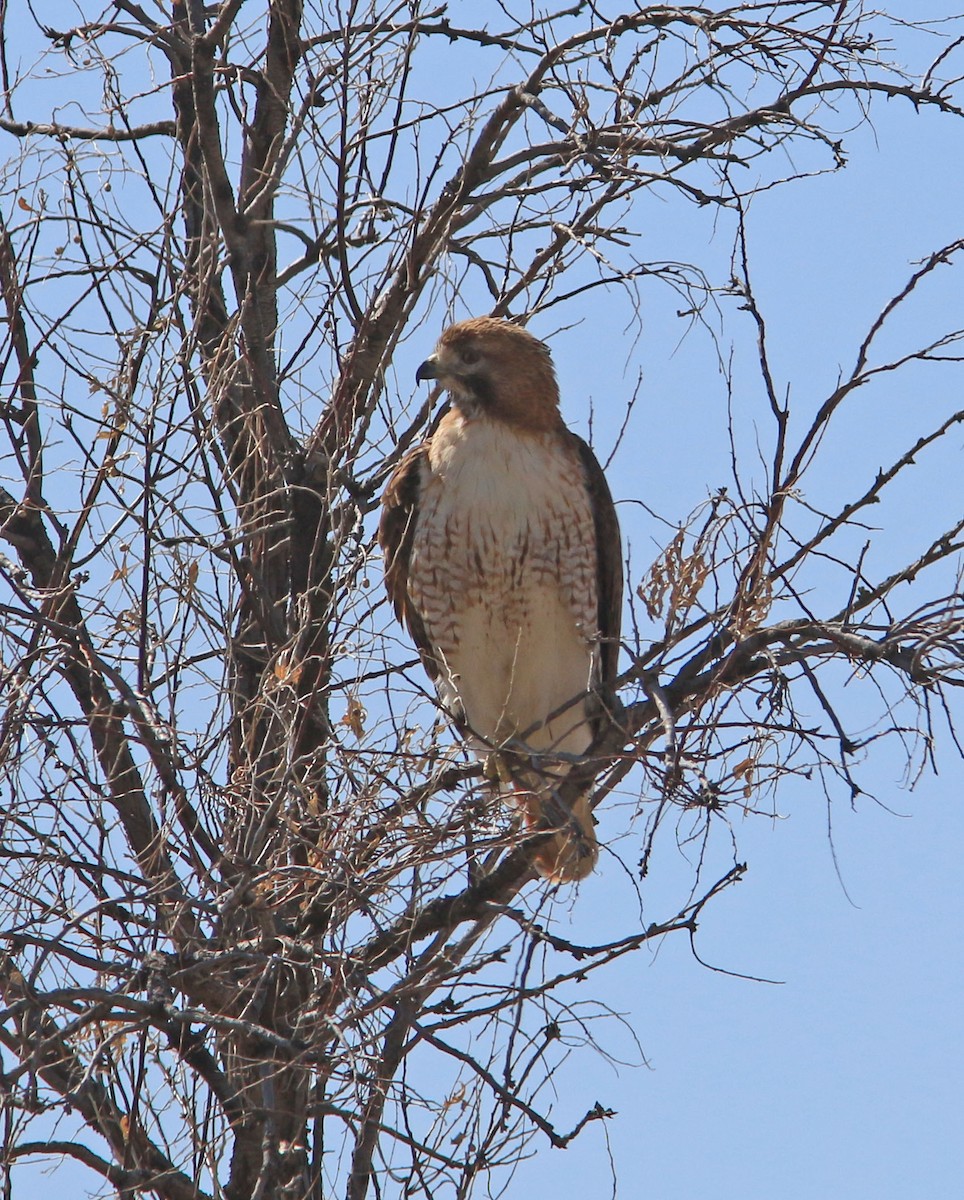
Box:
[0,2,961,1197]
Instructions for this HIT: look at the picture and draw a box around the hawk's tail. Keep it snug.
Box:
[514,786,598,883]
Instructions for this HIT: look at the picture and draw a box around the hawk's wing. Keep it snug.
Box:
[378,444,440,682]
[567,431,623,691]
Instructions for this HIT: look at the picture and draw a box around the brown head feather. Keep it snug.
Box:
[416,317,562,432]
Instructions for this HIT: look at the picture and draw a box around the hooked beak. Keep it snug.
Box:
[415,354,439,385]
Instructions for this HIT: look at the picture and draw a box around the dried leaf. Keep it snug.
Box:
[341,698,366,738]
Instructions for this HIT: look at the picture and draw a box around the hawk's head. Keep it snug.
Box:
[416,317,562,431]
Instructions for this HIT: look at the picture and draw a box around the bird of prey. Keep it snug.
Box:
[379,317,622,881]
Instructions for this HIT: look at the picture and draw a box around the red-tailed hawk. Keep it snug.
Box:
[379,317,622,881]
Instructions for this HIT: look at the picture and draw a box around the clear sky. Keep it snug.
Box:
[505,11,964,1199]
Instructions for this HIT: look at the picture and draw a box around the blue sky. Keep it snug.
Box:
[503,14,964,1199]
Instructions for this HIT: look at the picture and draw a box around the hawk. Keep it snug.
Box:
[379,317,622,881]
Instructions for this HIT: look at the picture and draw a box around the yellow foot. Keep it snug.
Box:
[482,751,513,784]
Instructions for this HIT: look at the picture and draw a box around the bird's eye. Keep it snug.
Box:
[459,346,480,367]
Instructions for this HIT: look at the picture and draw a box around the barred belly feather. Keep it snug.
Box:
[408,415,600,757]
